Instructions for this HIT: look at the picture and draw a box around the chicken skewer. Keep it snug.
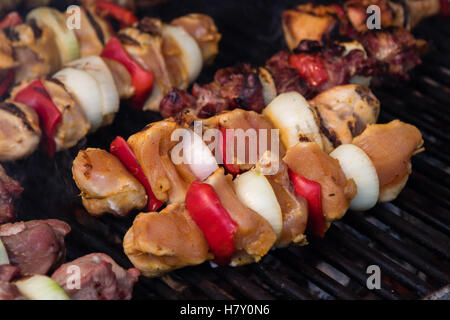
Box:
[0,7,220,162]
[72,86,423,277]
[0,2,220,95]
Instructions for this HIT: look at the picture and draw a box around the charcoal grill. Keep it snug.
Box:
[3,0,450,300]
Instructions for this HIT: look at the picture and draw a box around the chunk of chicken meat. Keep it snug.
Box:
[284,141,356,223]
[171,13,221,65]
[127,120,195,204]
[0,31,15,70]
[0,101,41,162]
[10,79,90,151]
[70,7,106,57]
[8,23,61,83]
[124,203,211,277]
[72,148,147,217]
[119,21,172,111]
[282,3,340,50]
[310,84,380,152]
[206,168,276,266]
[352,120,423,202]
[103,57,135,99]
[256,154,308,247]
[203,108,284,171]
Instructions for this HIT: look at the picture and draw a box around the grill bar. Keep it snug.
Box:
[276,249,359,300]
[179,269,235,300]
[343,213,450,284]
[7,1,449,301]
[250,262,315,300]
[372,205,450,260]
[214,267,276,300]
[328,226,434,296]
[393,194,450,235]
[310,241,402,300]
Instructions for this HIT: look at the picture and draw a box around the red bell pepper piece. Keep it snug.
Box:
[96,0,138,27]
[288,169,327,238]
[0,12,23,29]
[0,70,15,98]
[289,53,328,87]
[110,136,163,212]
[14,79,62,157]
[101,37,154,109]
[219,127,240,176]
[186,181,238,265]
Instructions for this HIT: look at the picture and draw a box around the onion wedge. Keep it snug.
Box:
[67,56,120,125]
[15,275,70,300]
[330,144,379,211]
[258,67,277,106]
[26,7,80,64]
[340,41,372,86]
[162,24,203,85]
[0,239,9,265]
[263,92,323,149]
[53,67,104,132]
[171,128,218,181]
[234,170,283,238]
[340,41,367,58]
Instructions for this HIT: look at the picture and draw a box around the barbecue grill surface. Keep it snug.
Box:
[4,0,450,300]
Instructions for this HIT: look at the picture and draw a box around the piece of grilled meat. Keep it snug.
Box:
[0,164,23,223]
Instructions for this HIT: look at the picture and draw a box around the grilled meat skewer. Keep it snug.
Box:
[0,10,220,162]
[72,85,423,277]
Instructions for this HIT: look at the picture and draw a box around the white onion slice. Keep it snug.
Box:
[15,275,70,300]
[171,128,218,181]
[340,41,371,87]
[27,7,80,64]
[162,24,203,84]
[67,56,119,121]
[53,68,103,132]
[143,80,162,112]
[330,144,379,211]
[258,67,277,106]
[0,239,9,265]
[263,92,323,149]
[340,41,367,59]
[234,170,283,238]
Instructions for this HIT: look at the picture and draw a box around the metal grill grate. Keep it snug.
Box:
[4,0,449,300]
